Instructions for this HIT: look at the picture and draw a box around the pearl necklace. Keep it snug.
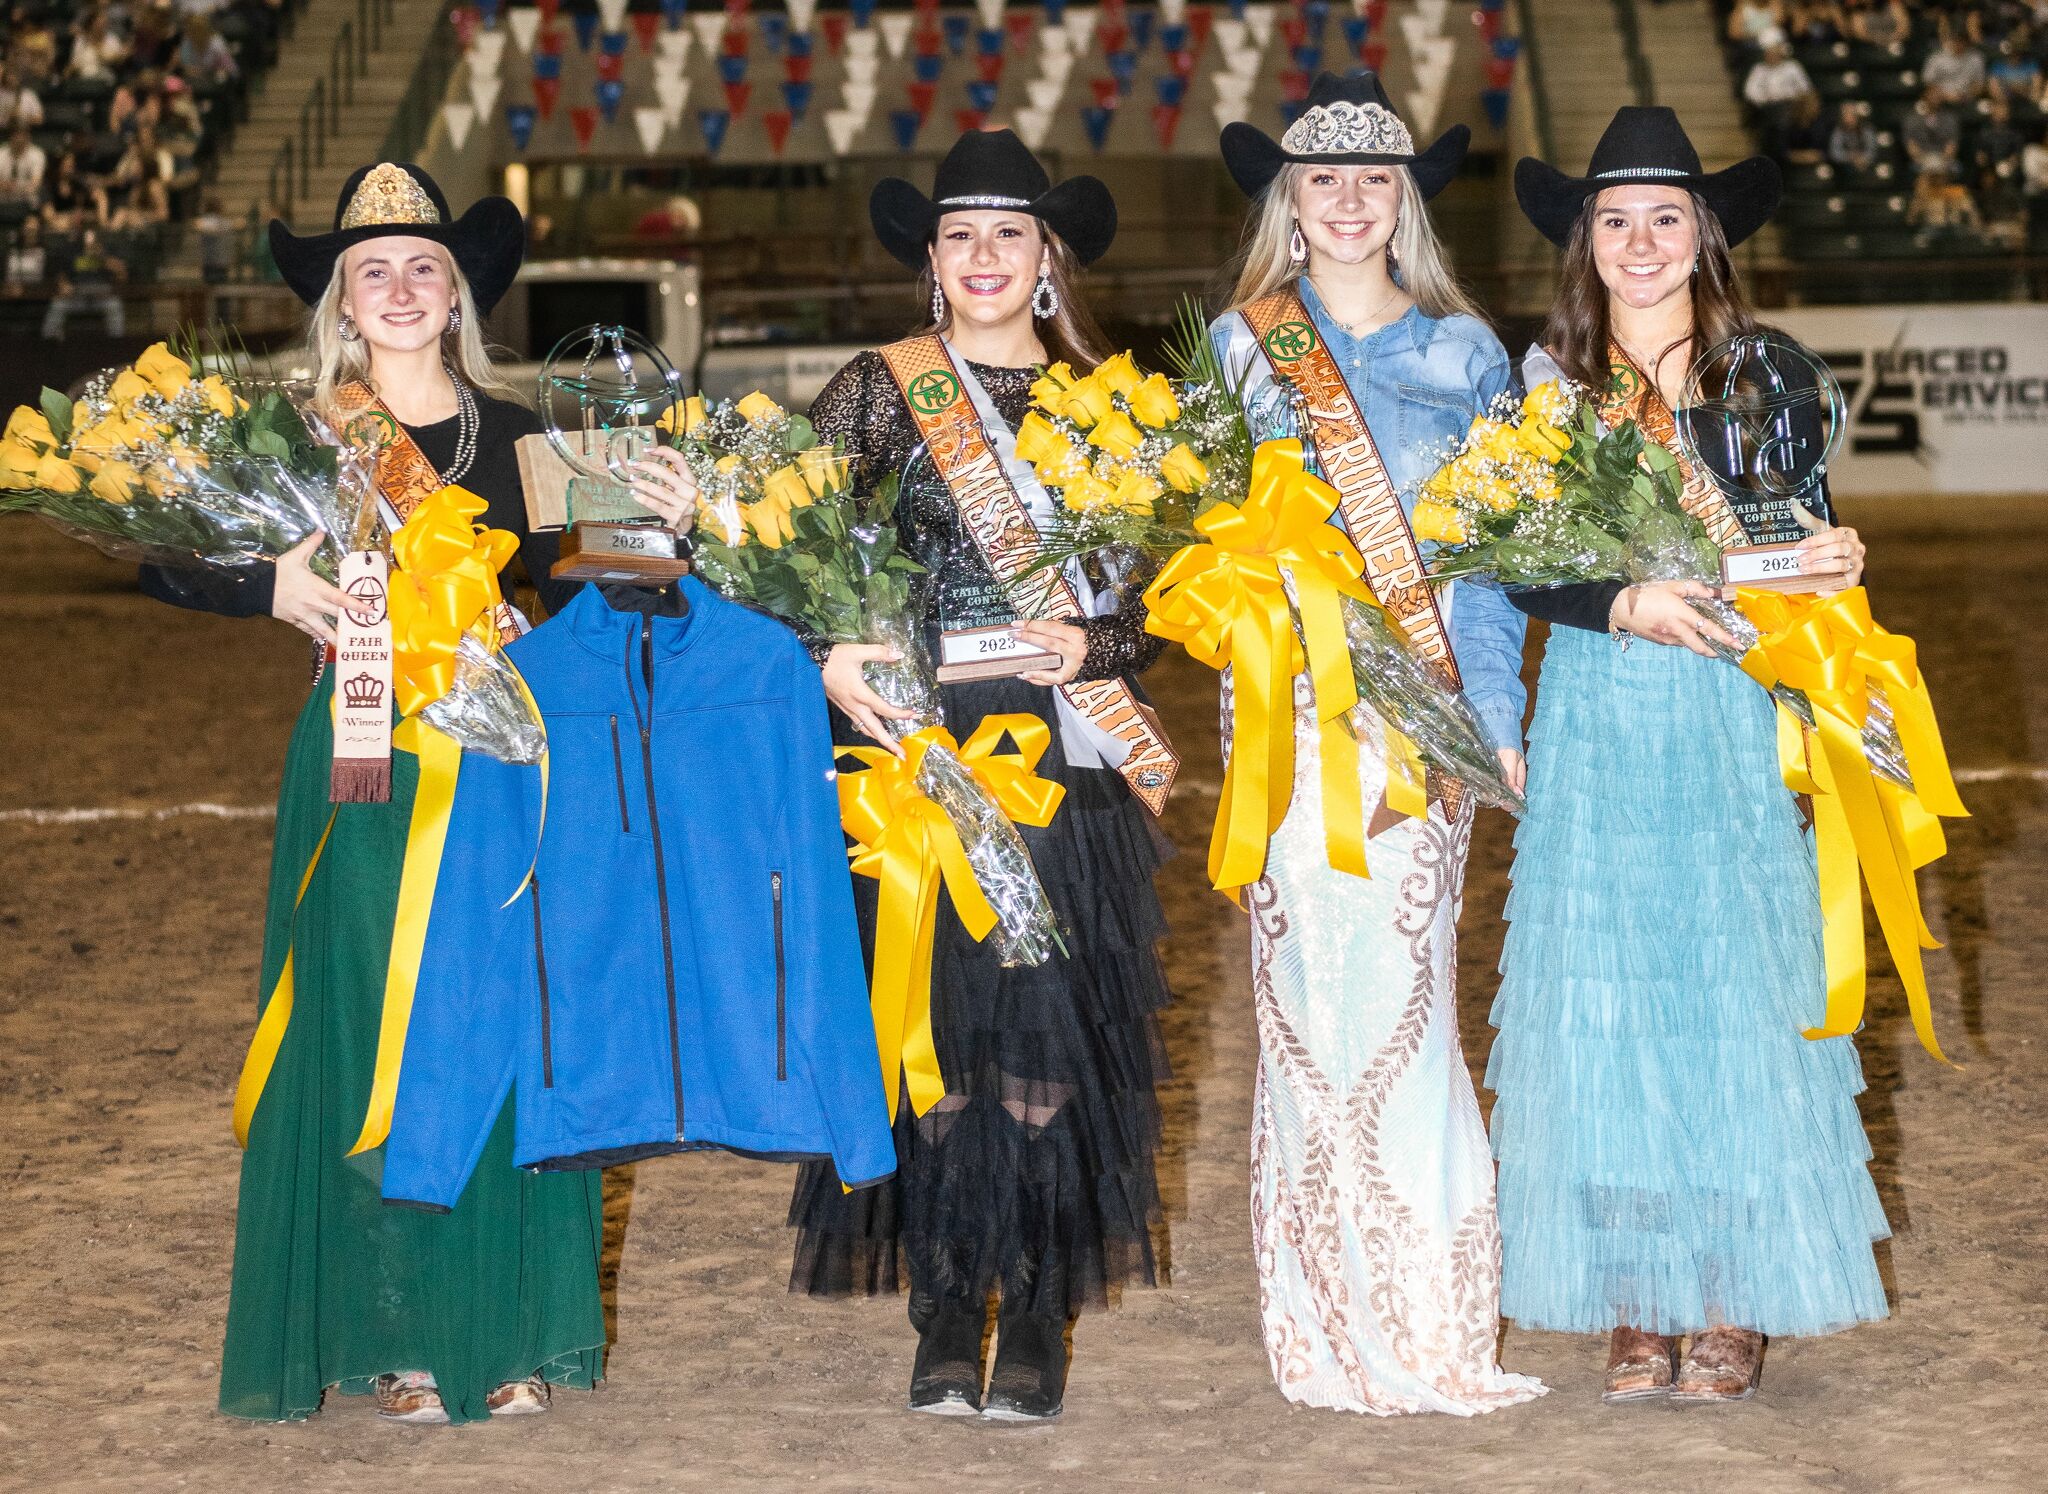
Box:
[437,373,480,485]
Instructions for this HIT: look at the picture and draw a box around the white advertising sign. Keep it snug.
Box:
[1771,304,2048,496]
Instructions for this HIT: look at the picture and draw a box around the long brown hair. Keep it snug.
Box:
[910,226,1112,369]
[1542,190,1758,393]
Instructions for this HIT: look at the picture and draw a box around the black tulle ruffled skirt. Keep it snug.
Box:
[789,673,1172,1323]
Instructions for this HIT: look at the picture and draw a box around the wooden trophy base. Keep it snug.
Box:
[1719,540,1820,594]
[933,623,1062,684]
[552,521,692,585]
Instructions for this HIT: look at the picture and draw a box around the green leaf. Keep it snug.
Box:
[247,430,291,460]
[782,414,815,453]
[40,387,71,442]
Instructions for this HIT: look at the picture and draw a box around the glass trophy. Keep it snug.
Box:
[1675,332,1846,593]
[536,325,691,584]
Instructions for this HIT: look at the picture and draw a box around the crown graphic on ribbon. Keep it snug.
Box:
[342,672,387,711]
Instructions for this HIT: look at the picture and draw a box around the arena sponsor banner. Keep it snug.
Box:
[1771,305,2048,497]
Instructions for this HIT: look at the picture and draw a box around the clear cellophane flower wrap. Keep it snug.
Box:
[0,343,375,579]
[679,393,1065,968]
[1013,299,1524,833]
[1418,380,1918,790]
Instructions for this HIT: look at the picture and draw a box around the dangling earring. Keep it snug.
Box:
[1031,264,1058,319]
[1693,250,1702,275]
[1386,221,1400,268]
[337,312,359,342]
[930,278,946,325]
[445,305,461,336]
[1289,221,1308,267]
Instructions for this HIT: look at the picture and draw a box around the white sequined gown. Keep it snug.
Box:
[1242,678,1545,1416]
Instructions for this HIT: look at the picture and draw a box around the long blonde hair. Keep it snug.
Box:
[1224,163,1486,324]
[309,243,518,416]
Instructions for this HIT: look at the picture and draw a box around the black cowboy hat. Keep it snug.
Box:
[1514,106,1782,248]
[1220,71,1470,201]
[268,161,525,312]
[870,128,1117,270]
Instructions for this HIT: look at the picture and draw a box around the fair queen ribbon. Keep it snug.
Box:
[330,550,395,803]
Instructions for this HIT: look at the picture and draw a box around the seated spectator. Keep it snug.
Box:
[6,7,60,90]
[1904,85,1964,174]
[1845,0,1912,49]
[4,212,47,288]
[40,225,127,339]
[1977,96,2030,217]
[1786,1,1845,48]
[66,9,132,88]
[1989,31,2042,91]
[0,122,46,208]
[193,193,237,283]
[1924,28,1990,103]
[41,151,106,233]
[175,17,239,89]
[1746,31,1819,157]
[0,62,43,132]
[1906,163,1983,237]
[1781,90,1831,164]
[160,74,203,140]
[1828,99,1882,170]
[1728,0,1788,55]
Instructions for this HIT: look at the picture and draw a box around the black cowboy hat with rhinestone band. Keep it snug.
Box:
[1515,106,1782,248]
[269,162,525,313]
[870,129,1117,270]
[1220,70,1471,201]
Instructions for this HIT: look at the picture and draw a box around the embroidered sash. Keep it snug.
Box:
[1595,343,1747,552]
[332,380,447,529]
[876,336,1179,815]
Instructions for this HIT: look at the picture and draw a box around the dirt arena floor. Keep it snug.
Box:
[2,498,2043,1493]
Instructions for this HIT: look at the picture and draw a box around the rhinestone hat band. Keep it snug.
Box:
[1280,101,1416,158]
[339,163,441,230]
[935,194,1035,209]
[1594,166,1692,179]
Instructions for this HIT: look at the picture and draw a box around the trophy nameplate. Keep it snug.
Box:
[935,622,1061,683]
[1678,333,1846,595]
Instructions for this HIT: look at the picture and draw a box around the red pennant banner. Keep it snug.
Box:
[955,107,985,134]
[1006,13,1036,47]
[724,80,752,115]
[1169,49,1196,79]
[915,24,941,56]
[907,80,937,119]
[1486,56,1516,88]
[1099,23,1128,52]
[538,26,565,56]
[595,51,624,82]
[1090,77,1120,108]
[1279,68,1311,102]
[976,54,1004,84]
[570,104,598,150]
[1187,6,1213,54]
[534,75,561,119]
[1366,2,1389,29]
[763,109,793,154]
[786,55,814,83]
[451,7,480,50]
[536,0,558,24]
[821,13,849,54]
[722,27,749,57]
[631,11,660,53]
[1101,0,1126,19]
[913,0,938,12]
[1281,16,1305,50]
[1364,41,1388,72]
[1152,102,1182,150]
[723,0,748,13]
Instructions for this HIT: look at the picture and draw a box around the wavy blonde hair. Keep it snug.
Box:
[1224,163,1486,324]
[308,242,518,416]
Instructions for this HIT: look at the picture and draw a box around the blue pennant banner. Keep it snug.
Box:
[505,103,537,150]
[1081,104,1113,150]
[699,108,732,153]
[596,78,625,123]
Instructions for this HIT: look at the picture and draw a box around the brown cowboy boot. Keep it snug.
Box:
[1672,1326,1766,1403]
[1602,1325,1679,1404]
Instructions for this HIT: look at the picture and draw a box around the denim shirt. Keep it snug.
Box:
[1208,280,1528,752]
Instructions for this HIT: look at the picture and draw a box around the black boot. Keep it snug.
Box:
[981,1308,1072,1421]
[908,1298,988,1416]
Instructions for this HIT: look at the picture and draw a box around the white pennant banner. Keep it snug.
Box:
[824,110,863,155]
[633,106,666,155]
[1242,4,1276,46]
[975,0,1006,28]
[470,32,505,76]
[841,82,877,117]
[655,29,692,64]
[690,13,728,53]
[1038,51,1074,85]
[1013,107,1052,149]
[1159,0,1188,22]
[788,0,818,34]
[468,70,501,119]
[846,31,879,59]
[1061,9,1097,50]
[878,14,914,58]
[1224,43,1262,79]
[1416,0,1451,29]
[651,52,687,84]
[597,0,628,32]
[845,54,880,85]
[1212,97,1250,129]
[654,73,690,125]
[1211,72,1253,104]
[506,8,540,54]
[441,101,476,153]
[1026,78,1065,112]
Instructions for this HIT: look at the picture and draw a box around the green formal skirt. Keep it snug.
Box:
[218,675,606,1423]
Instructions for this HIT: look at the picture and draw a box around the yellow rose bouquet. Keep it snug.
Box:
[0,341,377,578]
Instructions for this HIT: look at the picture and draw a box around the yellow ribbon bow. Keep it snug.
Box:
[1143,438,1413,896]
[386,485,520,715]
[1732,585,1968,1062]
[836,716,1065,1121]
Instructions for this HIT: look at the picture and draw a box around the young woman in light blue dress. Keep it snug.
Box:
[1488,107,1886,1405]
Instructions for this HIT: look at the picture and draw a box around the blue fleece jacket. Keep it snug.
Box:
[382,580,895,1209]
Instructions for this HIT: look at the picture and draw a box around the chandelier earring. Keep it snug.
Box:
[337,312,360,342]
[1031,264,1059,319]
[445,305,461,336]
[930,277,946,325]
[1289,221,1308,267]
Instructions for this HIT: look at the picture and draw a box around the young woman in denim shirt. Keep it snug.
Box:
[1202,71,1543,1417]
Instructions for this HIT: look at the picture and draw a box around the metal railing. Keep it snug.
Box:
[1611,0,1656,106]
[265,0,398,215]
[382,0,465,165]
[1511,0,1557,164]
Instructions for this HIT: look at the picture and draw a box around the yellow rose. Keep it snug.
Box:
[1159,443,1209,494]
[1030,361,1078,413]
[1086,409,1145,460]
[1060,473,1118,512]
[5,406,54,450]
[764,464,815,511]
[163,443,210,471]
[1478,478,1520,511]
[744,495,795,549]
[0,437,41,488]
[737,391,784,425]
[1520,379,1574,428]
[109,369,154,408]
[697,502,746,546]
[796,444,848,496]
[89,459,141,503]
[1515,420,1570,462]
[1013,411,1068,467]
[1111,470,1162,516]
[1126,372,1180,429]
[1060,376,1113,429]
[714,453,740,475]
[198,375,239,418]
[1034,442,1090,487]
[134,343,192,400]
[1529,470,1562,503]
[660,395,710,436]
[1093,351,1142,397]
[33,452,83,493]
[1411,500,1465,544]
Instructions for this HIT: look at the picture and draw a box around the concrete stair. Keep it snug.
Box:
[1526,0,1641,173]
[1634,1,1754,168]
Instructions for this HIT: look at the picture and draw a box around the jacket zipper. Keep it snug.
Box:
[771,870,787,1081]
[609,714,631,833]
[635,615,688,1138]
[531,875,555,1089]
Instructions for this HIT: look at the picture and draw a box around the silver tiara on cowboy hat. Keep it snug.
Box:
[1219,70,1471,200]
[1514,106,1783,248]
[869,128,1118,270]
[267,161,525,312]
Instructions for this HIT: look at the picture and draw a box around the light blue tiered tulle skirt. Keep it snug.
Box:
[1485,623,1890,1338]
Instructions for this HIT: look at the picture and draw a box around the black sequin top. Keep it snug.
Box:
[806,349,1168,681]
